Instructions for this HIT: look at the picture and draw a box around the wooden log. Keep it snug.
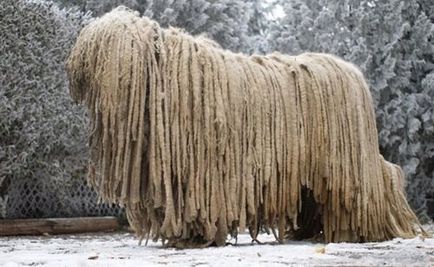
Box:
[0,217,119,236]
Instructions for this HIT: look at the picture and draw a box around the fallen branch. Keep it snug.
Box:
[0,216,119,236]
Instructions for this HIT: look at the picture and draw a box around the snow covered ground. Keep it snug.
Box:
[1,225,433,267]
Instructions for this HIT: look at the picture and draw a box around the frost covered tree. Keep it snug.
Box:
[85,0,142,15]
[144,0,255,52]
[0,0,92,217]
[55,0,147,16]
[268,0,434,218]
[54,0,269,53]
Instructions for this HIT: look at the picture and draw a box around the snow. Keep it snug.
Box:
[1,226,433,267]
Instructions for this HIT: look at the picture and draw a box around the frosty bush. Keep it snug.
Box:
[0,0,91,217]
[143,0,264,53]
[53,0,268,54]
[54,0,146,16]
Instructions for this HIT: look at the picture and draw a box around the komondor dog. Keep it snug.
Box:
[66,7,424,248]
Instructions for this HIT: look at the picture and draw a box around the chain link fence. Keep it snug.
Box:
[1,176,123,219]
